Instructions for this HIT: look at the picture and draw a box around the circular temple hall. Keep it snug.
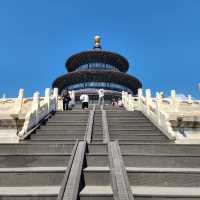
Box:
[52,36,142,100]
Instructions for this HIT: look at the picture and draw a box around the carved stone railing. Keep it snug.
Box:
[0,89,45,116]
[122,89,200,141]
[18,88,58,138]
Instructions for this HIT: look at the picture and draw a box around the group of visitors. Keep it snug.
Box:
[62,88,105,111]
[79,88,105,110]
[62,88,123,110]
[111,98,123,107]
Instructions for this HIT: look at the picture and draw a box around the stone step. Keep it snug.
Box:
[92,134,103,140]
[86,153,200,168]
[83,167,200,187]
[36,130,86,134]
[90,140,105,144]
[56,111,89,115]
[108,119,151,123]
[49,118,88,122]
[108,121,153,125]
[21,140,77,144]
[107,123,155,128]
[107,115,145,118]
[0,186,59,200]
[123,155,200,168]
[132,186,200,199]
[88,144,107,153]
[94,115,102,118]
[93,120,102,123]
[107,111,144,114]
[52,112,88,116]
[119,143,200,155]
[0,168,65,186]
[92,124,103,128]
[80,186,113,200]
[50,117,88,121]
[86,154,108,166]
[127,168,200,187]
[40,126,87,131]
[31,134,85,140]
[108,117,147,121]
[92,129,103,133]
[110,135,167,140]
[92,131,103,135]
[104,106,124,109]
[80,186,200,200]
[108,127,159,131]
[93,125,103,129]
[47,119,88,123]
[51,115,88,119]
[109,132,163,137]
[107,112,144,115]
[45,122,87,126]
[83,167,111,186]
[109,130,164,135]
[0,143,74,154]
[111,137,168,142]
[118,140,171,144]
[0,155,70,167]
[93,122,103,126]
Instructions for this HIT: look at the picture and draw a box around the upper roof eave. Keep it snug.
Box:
[65,50,129,72]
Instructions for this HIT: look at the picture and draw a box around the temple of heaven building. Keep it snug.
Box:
[52,36,142,100]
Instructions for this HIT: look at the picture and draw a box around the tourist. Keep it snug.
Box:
[118,98,123,107]
[98,88,104,105]
[80,94,89,110]
[112,98,118,107]
[62,89,71,111]
[112,98,115,107]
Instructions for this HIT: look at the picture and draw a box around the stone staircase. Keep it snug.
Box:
[0,105,199,199]
[81,106,200,200]
[0,110,89,199]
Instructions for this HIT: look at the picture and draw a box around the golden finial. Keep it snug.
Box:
[94,35,101,46]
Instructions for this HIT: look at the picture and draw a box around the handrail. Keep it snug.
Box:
[108,141,134,200]
[101,105,110,143]
[57,140,79,200]
[59,141,86,200]
[84,104,95,143]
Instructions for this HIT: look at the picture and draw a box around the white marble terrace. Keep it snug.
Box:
[0,87,200,144]
[0,88,61,143]
[122,89,200,144]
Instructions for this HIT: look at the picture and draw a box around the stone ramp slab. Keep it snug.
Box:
[0,166,66,172]
[132,186,200,197]
[0,186,59,196]
[80,186,200,198]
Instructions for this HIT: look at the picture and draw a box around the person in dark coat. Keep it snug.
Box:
[62,90,71,110]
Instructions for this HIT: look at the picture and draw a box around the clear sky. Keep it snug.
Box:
[0,0,199,98]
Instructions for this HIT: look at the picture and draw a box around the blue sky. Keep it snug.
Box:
[0,0,199,98]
